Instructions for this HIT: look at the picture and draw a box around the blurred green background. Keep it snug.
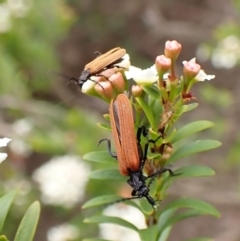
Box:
[0,0,240,241]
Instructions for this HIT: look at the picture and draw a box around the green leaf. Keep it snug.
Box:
[157,208,176,231]
[97,123,111,131]
[169,121,215,143]
[83,151,116,164]
[139,225,159,241]
[135,97,155,128]
[158,226,172,241]
[142,86,160,99]
[182,103,199,113]
[159,209,205,234]
[84,215,139,231]
[0,236,9,241]
[157,209,176,241]
[185,238,214,241]
[89,169,125,181]
[174,165,215,178]
[162,198,220,218]
[168,140,222,164]
[0,190,17,233]
[14,201,41,241]
[82,195,140,210]
[83,238,112,241]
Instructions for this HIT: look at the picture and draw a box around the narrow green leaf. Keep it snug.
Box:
[163,198,220,217]
[83,238,112,241]
[159,209,205,234]
[135,97,155,127]
[97,123,111,131]
[168,140,222,164]
[185,237,214,241]
[89,169,125,181]
[84,215,139,231]
[182,103,199,113]
[139,225,159,241]
[174,165,215,178]
[82,195,121,209]
[82,195,140,210]
[142,86,160,99]
[0,190,17,233]
[83,151,116,164]
[0,236,9,241]
[14,201,41,241]
[157,208,176,231]
[169,121,215,143]
[158,226,172,241]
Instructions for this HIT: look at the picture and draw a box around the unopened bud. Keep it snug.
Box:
[183,60,201,81]
[100,68,117,79]
[155,55,171,74]
[94,81,114,101]
[131,85,143,97]
[161,153,171,161]
[164,40,182,60]
[164,146,173,155]
[109,72,125,93]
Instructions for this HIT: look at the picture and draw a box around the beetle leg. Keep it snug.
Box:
[98,138,117,159]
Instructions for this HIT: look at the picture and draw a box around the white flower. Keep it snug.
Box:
[115,53,131,69]
[125,65,158,85]
[195,69,215,81]
[81,78,96,93]
[182,57,196,66]
[0,137,11,163]
[99,204,146,241]
[47,223,79,241]
[32,155,90,208]
[211,35,240,69]
[12,118,33,136]
[0,3,11,33]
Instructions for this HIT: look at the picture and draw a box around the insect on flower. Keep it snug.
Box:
[75,47,126,88]
[99,94,176,209]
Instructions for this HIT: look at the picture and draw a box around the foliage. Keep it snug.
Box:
[0,190,40,241]
[81,42,221,240]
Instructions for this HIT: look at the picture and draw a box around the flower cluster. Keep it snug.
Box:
[32,155,90,208]
[82,40,215,103]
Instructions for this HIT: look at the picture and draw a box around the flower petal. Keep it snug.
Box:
[0,137,11,147]
[0,153,7,163]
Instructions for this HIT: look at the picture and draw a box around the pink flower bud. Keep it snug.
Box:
[131,85,143,97]
[155,55,171,73]
[109,72,125,93]
[164,40,182,60]
[94,81,114,101]
[183,60,201,80]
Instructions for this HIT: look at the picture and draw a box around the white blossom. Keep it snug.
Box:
[195,69,215,81]
[211,35,240,69]
[32,155,90,208]
[47,223,79,241]
[0,3,11,33]
[99,204,146,241]
[0,137,11,163]
[125,65,158,85]
[115,53,131,69]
